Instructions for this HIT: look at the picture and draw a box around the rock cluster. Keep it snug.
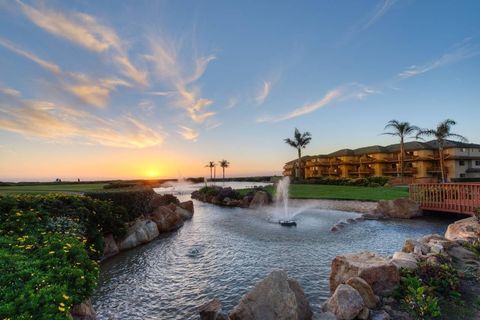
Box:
[102,195,194,259]
[319,217,480,319]
[191,186,272,208]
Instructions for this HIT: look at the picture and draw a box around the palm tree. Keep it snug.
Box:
[205,161,216,180]
[284,128,312,179]
[383,120,419,178]
[219,159,230,181]
[416,119,468,183]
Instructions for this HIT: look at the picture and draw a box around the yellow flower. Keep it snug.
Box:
[15,212,22,216]
[48,251,55,254]
[63,294,70,300]
[60,302,65,307]
[58,306,65,312]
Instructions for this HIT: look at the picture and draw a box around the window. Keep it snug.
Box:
[459,160,465,166]
[460,148,466,152]
[460,174,466,178]
[476,160,480,166]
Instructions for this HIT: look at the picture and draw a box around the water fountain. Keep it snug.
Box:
[275,176,297,226]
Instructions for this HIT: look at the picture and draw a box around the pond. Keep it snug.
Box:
[92,182,455,319]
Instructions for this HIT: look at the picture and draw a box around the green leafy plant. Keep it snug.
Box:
[0,194,132,319]
[399,261,462,319]
[402,276,441,319]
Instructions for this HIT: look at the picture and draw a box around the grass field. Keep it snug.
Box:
[0,183,106,194]
[261,184,409,201]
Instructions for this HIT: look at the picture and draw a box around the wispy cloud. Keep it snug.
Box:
[255,81,271,105]
[225,97,238,109]
[178,126,199,142]
[0,91,163,148]
[362,0,398,31]
[16,0,148,86]
[341,0,398,43]
[0,36,131,108]
[0,86,21,97]
[0,37,61,74]
[137,99,155,113]
[257,83,378,123]
[146,36,216,124]
[398,39,480,79]
[64,73,132,108]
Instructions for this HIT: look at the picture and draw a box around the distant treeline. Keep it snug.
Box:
[0,177,206,187]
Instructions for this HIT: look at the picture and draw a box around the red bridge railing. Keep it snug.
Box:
[409,183,480,215]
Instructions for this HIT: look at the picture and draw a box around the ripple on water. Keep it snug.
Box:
[93,200,455,319]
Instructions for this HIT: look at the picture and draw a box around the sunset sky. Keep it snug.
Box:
[0,0,479,181]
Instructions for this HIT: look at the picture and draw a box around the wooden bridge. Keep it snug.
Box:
[409,183,480,215]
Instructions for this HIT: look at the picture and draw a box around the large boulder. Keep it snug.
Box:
[102,234,119,259]
[324,284,364,320]
[168,203,194,220]
[249,191,272,209]
[118,219,159,250]
[374,199,422,219]
[445,217,480,242]
[345,277,378,309]
[199,298,225,320]
[389,251,418,270]
[330,252,400,296]
[71,299,96,320]
[148,205,184,232]
[229,270,313,320]
[179,200,194,214]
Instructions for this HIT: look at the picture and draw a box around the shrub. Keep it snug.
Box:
[475,207,480,223]
[0,206,98,319]
[399,261,462,319]
[85,187,155,221]
[401,275,441,319]
[302,176,389,187]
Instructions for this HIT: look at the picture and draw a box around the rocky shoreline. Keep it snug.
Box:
[72,194,195,320]
[197,215,480,320]
[191,186,272,208]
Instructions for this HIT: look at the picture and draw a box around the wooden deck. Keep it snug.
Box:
[409,183,480,215]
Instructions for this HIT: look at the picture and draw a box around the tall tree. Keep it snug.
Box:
[219,159,230,180]
[284,128,312,179]
[383,120,419,178]
[205,161,216,180]
[416,119,468,183]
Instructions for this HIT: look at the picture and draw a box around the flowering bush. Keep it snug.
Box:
[0,194,127,319]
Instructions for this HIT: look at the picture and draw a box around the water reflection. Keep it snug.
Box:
[93,185,456,319]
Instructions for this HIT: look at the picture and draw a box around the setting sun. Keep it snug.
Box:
[144,167,162,178]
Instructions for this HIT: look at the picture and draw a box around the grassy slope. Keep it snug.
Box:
[261,184,409,201]
[0,183,106,194]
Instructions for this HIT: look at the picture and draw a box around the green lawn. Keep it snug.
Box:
[0,183,106,194]
[262,184,409,202]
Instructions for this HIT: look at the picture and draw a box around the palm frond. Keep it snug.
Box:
[445,133,468,143]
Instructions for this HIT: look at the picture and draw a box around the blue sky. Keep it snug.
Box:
[0,0,479,180]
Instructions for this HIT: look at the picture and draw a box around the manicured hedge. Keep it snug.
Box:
[298,176,390,187]
[0,194,126,319]
[85,187,156,221]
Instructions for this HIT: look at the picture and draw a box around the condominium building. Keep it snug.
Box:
[283,140,480,182]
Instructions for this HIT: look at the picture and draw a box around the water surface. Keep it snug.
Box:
[93,185,455,319]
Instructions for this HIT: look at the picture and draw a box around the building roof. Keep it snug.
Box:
[285,139,480,164]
